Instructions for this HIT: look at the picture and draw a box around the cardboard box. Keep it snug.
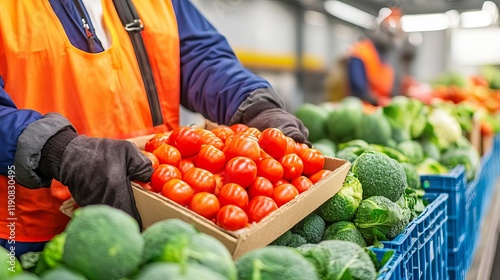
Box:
[131,157,350,259]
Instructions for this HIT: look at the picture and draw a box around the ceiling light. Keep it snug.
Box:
[445,10,460,28]
[401,13,450,32]
[460,11,493,28]
[483,1,498,23]
[324,1,375,29]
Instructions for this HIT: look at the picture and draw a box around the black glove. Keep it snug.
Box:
[244,107,310,145]
[38,127,153,224]
[230,88,310,145]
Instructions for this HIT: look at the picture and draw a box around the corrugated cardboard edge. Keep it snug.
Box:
[132,157,350,259]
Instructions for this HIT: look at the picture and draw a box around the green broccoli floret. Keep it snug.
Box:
[292,213,326,244]
[353,196,404,245]
[270,230,293,246]
[352,151,407,202]
[319,172,363,222]
[397,140,424,165]
[288,234,308,248]
[400,162,421,190]
[323,221,367,248]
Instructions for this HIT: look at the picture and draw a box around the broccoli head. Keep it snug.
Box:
[353,196,404,245]
[270,230,293,246]
[323,221,367,248]
[319,172,363,223]
[292,213,326,244]
[397,140,424,165]
[352,151,407,202]
[288,234,308,248]
[400,162,421,190]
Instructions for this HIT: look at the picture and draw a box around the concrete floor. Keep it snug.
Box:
[490,237,500,280]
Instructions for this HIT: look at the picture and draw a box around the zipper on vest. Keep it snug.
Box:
[71,0,99,53]
[113,0,164,127]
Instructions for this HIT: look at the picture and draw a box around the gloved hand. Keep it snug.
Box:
[230,88,310,145]
[37,127,153,224]
[244,107,310,144]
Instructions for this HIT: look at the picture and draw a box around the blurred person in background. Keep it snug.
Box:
[326,7,407,106]
[0,0,309,257]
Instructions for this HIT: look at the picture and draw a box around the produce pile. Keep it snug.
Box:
[271,152,425,249]
[295,96,483,182]
[4,205,393,280]
[136,124,332,231]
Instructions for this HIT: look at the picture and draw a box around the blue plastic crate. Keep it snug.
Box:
[464,177,478,272]
[420,166,466,252]
[373,248,403,280]
[382,193,448,280]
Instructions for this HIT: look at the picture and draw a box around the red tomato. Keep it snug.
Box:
[284,137,297,154]
[195,128,217,139]
[247,177,274,199]
[217,205,248,231]
[144,132,171,153]
[134,181,154,192]
[309,169,332,184]
[223,135,260,162]
[300,148,326,176]
[230,123,249,134]
[141,151,160,170]
[291,176,314,193]
[195,145,226,174]
[161,179,195,206]
[273,178,290,188]
[167,127,202,157]
[211,127,234,143]
[217,183,249,209]
[257,157,284,183]
[189,192,220,219]
[272,184,299,207]
[153,144,182,166]
[246,196,278,223]
[195,129,224,150]
[279,153,304,181]
[183,168,216,193]
[213,173,225,196]
[295,142,309,158]
[177,159,195,175]
[151,164,182,193]
[239,127,261,138]
[202,136,224,151]
[224,156,258,188]
[259,149,271,160]
[258,128,287,159]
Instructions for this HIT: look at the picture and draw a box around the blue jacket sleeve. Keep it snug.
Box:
[172,0,272,125]
[0,77,43,176]
[347,57,377,105]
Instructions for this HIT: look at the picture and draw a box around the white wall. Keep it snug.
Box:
[190,0,296,54]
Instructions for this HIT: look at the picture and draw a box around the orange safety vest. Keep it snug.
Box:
[349,40,394,106]
[0,0,180,241]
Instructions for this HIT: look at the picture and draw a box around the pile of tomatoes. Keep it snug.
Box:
[136,124,331,231]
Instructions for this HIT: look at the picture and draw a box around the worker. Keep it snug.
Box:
[0,0,309,257]
[343,8,406,106]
